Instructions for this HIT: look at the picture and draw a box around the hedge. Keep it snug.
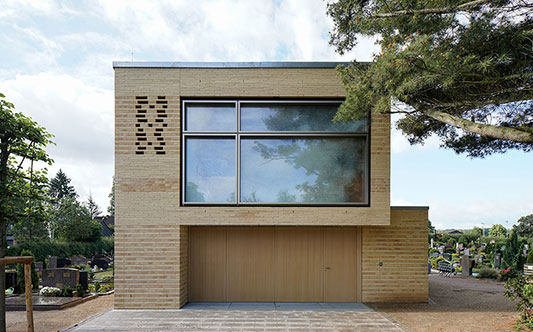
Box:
[7,236,114,263]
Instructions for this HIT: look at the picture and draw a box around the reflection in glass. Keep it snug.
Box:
[185,138,235,202]
[240,103,367,132]
[185,103,236,131]
[240,138,365,203]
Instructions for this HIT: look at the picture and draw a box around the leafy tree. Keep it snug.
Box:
[0,93,53,331]
[517,214,533,238]
[51,197,102,242]
[469,226,484,238]
[16,249,38,293]
[107,177,115,216]
[327,0,533,157]
[489,224,508,238]
[502,228,523,270]
[85,193,102,219]
[48,169,76,204]
[428,219,436,243]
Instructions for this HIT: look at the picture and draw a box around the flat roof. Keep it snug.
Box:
[391,206,429,210]
[112,61,351,69]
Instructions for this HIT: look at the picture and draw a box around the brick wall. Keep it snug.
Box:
[114,66,394,308]
[361,208,429,302]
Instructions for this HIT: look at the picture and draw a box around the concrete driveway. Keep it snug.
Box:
[64,303,409,332]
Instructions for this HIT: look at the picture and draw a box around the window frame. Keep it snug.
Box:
[181,99,370,207]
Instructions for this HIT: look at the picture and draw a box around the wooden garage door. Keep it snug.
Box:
[189,227,361,302]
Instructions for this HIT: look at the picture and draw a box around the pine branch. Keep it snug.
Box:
[421,108,533,142]
[373,0,492,18]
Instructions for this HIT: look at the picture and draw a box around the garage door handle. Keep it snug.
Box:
[325,267,331,270]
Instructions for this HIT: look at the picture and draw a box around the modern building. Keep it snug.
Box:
[113,61,429,308]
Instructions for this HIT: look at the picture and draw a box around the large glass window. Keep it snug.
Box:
[182,100,369,205]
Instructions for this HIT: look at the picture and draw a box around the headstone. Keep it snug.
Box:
[34,262,44,272]
[48,256,57,269]
[57,258,71,268]
[5,271,16,289]
[464,249,470,256]
[461,255,473,276]
[494,253,502,268]
[79,271,89,290]
[430,238,434,248]
[443,253,452,261]
[42,268,80,290]
[439,246,445,254]
[70,256,88,266]
[458,243,464,250]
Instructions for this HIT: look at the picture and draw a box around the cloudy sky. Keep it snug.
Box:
[0,0,531,229]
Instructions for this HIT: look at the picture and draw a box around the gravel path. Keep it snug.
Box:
[7,295,113,332]
[370,273,519,332]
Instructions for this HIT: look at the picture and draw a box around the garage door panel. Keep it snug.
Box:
[324,227,358,302]
[189,227,226,302]
[275,227,323,302]
[227,227,276,301]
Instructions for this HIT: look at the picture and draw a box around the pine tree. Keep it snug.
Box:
[502,228,523,271]
[48,169,76,204]
[86,193,102,219]
[327,0,533,157]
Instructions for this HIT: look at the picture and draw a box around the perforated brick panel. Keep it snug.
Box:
[135,96,168,155]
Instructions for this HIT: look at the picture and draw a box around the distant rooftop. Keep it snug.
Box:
[112,61,352,69]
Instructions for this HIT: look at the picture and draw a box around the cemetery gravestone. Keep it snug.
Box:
[71,256,88,266]
[48,256,57,269]
[494,253,502,268]
[443,253,452,261]
[42,268,80,290]
[57,258,71,268]
[461,255,473,276]
[34,261,43,272]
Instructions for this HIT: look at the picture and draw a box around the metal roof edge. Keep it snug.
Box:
[390,206,430,210]
[112,61,356,69]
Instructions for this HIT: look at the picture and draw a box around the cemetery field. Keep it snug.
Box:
[6,294,114,332]
[370,273,519,332]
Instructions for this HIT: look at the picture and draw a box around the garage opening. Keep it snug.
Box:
[189,226,361,302]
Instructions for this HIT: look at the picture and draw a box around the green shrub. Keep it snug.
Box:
[102,275,113,282]
[430,256,446,269]
[476,268,498,279]
[75,284,86,297]
[16,249,39,293]
[429,248,440,255]
[504,275,533,329]
[526,250,533,264]
[6,238,114,263]
[62,286,73,297]
[445,247,455,254]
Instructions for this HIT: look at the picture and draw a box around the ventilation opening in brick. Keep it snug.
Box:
[136,96,148,99]
[137,109,147,113]
[133,95,168,156]
[157,96,166,99]
[136,151,144,155]
[156,151,165,155]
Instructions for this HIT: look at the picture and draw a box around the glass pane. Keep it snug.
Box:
[185,138,236,203]
[185,103,236,131]
[240,138,366,203]
[240,103,367,132]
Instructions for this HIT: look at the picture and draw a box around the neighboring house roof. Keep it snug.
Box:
[95,216,114,237]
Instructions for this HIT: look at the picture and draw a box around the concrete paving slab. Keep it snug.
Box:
[229,302,276,310]
[64,307,409,332]
[182,302,231,310]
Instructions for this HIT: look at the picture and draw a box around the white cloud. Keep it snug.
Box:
[0,73,114,211]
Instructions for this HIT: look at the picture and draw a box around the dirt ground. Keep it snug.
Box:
[6,294,113,332]
[370,273,520,332]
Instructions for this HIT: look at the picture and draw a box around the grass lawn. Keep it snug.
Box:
[94,268,113,279]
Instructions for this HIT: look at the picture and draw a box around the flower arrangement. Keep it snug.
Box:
[498,267,518,281]
[40,287,62,297]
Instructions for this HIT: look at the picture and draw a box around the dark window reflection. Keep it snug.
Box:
[185,138,235,202]
[240,138,365,203]
[240,103,367,132]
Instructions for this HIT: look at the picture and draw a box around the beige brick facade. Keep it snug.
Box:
[114,63,427,308]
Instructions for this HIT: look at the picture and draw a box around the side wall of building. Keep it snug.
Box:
[361,208,429,302]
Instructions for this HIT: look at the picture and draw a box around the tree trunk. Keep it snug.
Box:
[0,218,5,332]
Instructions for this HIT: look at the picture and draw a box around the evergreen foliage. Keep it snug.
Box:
[327,0,533,157]
[48,169,76,204]
[502,228,523,270]
[15,249,39,293]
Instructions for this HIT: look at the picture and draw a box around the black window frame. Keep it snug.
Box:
[181,99,370,207]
